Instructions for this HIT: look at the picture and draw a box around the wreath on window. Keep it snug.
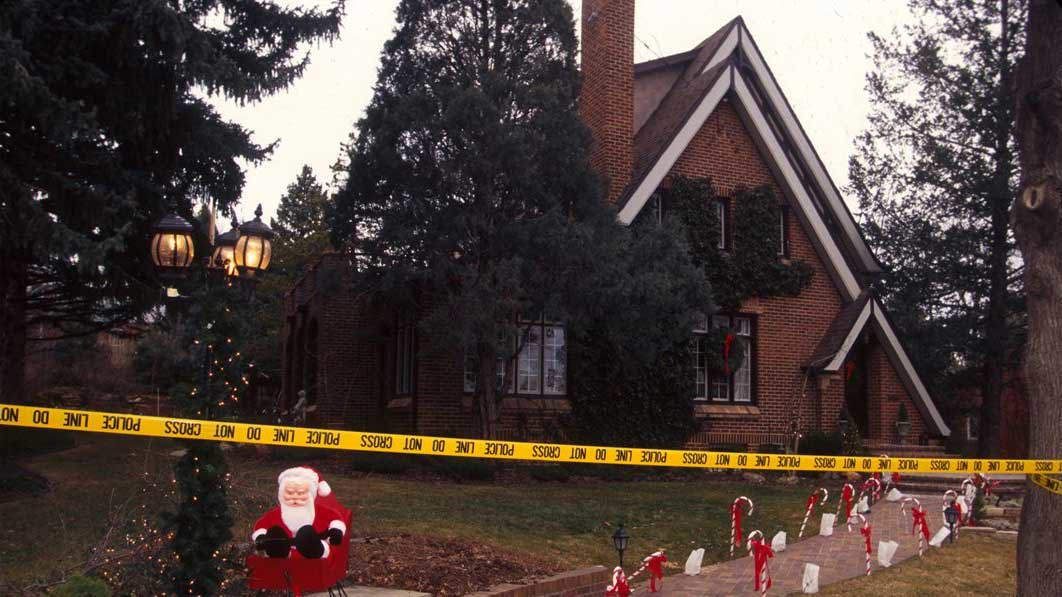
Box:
[701,327,748,376]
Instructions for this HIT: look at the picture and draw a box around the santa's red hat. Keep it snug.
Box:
[277,466,331,497]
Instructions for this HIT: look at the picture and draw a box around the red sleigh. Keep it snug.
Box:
[246,493,353,596]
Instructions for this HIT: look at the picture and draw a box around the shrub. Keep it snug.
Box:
[799,431,844,455]
[52,575,111,597]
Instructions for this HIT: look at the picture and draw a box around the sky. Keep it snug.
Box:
[212,0,916,223]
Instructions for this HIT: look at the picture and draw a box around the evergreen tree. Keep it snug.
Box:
[848,0,1025,455]
[0,0,343,404]
[330,0,708,439]
[251,166,333,383]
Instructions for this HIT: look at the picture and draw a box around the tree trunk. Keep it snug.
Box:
[980,0,1016,458]
[475,340,499,439]
[0,239,29,405]
[1012,2,1062,594]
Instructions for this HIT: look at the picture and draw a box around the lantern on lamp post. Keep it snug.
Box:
[944,503,960,544]
[150,212,196,277]
[233,204,273,276]
[612,523,630,569]
[211,215,240,276]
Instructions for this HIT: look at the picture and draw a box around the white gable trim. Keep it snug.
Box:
[870,299,951,436]
[737,30,880,273]
[701,27,739,74]
[824,301,872,371]
[731,72,861,299]
[616,71,730,225]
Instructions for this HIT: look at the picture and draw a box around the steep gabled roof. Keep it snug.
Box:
[618,18,881,280]
[611,18,948,436]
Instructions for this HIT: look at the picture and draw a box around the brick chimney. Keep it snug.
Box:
[581,0,634,204]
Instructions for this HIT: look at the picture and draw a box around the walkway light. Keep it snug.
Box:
[612,523,630,568]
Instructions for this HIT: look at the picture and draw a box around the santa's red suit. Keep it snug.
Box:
[252,502,345,559]
[252,466,346,560]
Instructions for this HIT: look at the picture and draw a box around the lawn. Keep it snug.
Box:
[0,434,819,594]
[818,532,1016,596]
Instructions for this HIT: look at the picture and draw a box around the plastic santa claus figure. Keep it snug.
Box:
[252,466,345,559]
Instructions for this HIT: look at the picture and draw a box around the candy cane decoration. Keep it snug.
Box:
[747,530,773,596]
[798,488,828,539]
[857,477,881,507]
[837,483,854,530]
[900,496,921,525]
[854,513,872,576]
[961,478,977,525]
[730,496,754,558]
[604,566,631,597]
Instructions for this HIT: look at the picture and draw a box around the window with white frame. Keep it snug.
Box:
[462,342,506,393]
[691,314,754,403]
[394,320,415,395]
[463,319,566,396]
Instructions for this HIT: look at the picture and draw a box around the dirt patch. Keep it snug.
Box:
[346,534,559,596]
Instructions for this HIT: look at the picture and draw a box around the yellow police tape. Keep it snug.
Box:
[1,403,1061,481]
[1029,473,1062,496]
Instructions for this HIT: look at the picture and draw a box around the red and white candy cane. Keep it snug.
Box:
[747,530,774,596]
[854,513,872,576]
[798,488,828,539]
[837,483,854,530]
[960,478,977,525]
[730,496,754,558]
[900,496,921,525]
[604,566,631,597]
[857,477,881,507]
[909,501,930,558]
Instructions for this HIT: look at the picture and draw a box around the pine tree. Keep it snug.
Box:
[330,0,708,439]
[848,0,1025,455]
[0,0,342,404]
[251,166,333,381]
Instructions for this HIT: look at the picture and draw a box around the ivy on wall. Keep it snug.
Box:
[662,176,815,312]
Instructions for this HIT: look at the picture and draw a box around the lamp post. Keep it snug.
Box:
[944,503,960,544]
[612,523,630,569]
[149,212,196,277]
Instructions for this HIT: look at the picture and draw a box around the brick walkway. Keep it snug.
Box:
[649,495,945,596]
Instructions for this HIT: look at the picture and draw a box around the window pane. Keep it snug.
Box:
[716,202,726,249]
[735,317,751,336]
[692,312,709,333]
[733,347,752,402]
[464,343,509,393]
[778,210,786,256]
[463,348,476,393]
[543,326,566,395]
[517,325,541,394]
[692,336,706,399]
[712,315,730,330]
[711,373,730,401]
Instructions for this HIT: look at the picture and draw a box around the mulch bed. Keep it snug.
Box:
[346,533,559,596]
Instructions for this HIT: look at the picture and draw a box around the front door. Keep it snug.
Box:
[843,338,869,437]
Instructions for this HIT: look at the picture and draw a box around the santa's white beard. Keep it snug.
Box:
[281,502,315,533]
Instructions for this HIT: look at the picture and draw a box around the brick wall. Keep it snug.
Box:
[580,0,633,204]
[468,566,610,597]
[664,100,851,445]
[866,340,927,444]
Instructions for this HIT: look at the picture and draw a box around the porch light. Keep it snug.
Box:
[233,204,273,275]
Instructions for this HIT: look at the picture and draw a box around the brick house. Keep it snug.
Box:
[281,2,950,448]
